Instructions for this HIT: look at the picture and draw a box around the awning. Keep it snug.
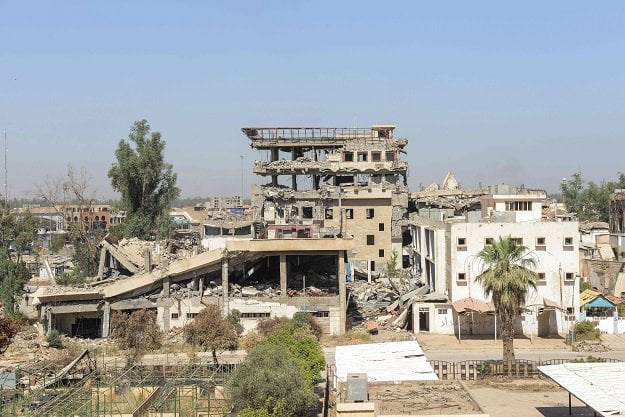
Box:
[543,298,561,309]
[451,297,494,314]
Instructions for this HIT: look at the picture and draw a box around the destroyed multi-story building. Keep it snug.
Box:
[242,125,409,275]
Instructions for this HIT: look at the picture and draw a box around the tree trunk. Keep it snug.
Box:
[501,315,516,362]
[212,349,218,364]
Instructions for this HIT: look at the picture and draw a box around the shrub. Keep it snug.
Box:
[226,309,244,336]
[256,316,289,338]
[263,321,325,388]
[240,331,264,351]
[111,309,162,357]
[574,321,601,341]
[228,344,317,417]
[0,316,19,353]
[47,329,63,349]
[183,304,238,363]
[292,312,322,340]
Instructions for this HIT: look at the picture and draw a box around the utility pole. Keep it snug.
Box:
[240,155,244,205]
[3,129,7,208]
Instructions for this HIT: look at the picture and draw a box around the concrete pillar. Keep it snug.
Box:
[271,148,279,186]
[97,247,107,281]
[222,258,229,313]
[162,306,171,332]
[280,255,287,297]
[163,277,170,297]
[102,302,111,337]
[144,249,152,273]
[45,308,52,335]
[338,251,346,335]
[291,147,297,191]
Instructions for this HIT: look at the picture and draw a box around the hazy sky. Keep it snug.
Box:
[1,1,624,200]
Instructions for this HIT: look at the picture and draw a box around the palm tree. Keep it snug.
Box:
[476,236,538,362]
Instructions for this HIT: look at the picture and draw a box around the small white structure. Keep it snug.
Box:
[407,184,580,337]
[334,341,437,383]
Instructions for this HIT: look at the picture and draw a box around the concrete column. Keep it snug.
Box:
[97,247,107,281]
[279,255,287,297]
[271,148,279,186]
[291,147,297,191]
[338,251,346,335]
[102,302,111,337]
[163,277,170,297]
[222,258,229,313]
[144,249,152,273]
[46,308,52,335]
[162,306,171,332]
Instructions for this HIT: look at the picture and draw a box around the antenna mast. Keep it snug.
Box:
[3,129,7,208]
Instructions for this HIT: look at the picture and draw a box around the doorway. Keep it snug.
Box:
[419,308,430,332]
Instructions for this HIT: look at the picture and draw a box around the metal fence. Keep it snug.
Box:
[429,358,622,380]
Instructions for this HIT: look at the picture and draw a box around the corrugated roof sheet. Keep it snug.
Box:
[580,289,602,307]
[539,362,625,416]
[335,341,438,382]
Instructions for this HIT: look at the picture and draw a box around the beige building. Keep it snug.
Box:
[243,125,409,274]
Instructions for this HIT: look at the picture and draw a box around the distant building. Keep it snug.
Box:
[209,196,242,210]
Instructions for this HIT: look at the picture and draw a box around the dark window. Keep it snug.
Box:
[345,209,353,219]
[302,206,313,219]
[186,313,198,319]
[357,152,368,162]
[457,237,466,246]
[367,235,375,245]
[565,272,575,280]
[344,152,354,162]
[537,272,546,281]
[378,223,385,231]
[325,208,333,219]
[241,312,271,318]
[370,261,376,271]
[564,237,573,246]
[457,273,466,280]
[313,311,329,318]
[536,237,546,246]
[366,208,375,219]
[371,152,381,162]
[511,237,523,245]
[378,249,384,258]
[385,151,395,161]
[485,237,493,245]
[171,313,179,319]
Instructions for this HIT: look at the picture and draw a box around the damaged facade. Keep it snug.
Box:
[243,125,409,275]
[404,183,580,337]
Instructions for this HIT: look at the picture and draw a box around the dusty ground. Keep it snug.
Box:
[466,378,595,417]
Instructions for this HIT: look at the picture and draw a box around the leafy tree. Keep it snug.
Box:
[226,309,244,336]
[561,171,625,222]
[476,236,537,362]
[263,319,325,389]
[108,120,180,239]
[291,312,322,340]
[0,207,39,313]
[228,344,317,417]
[46,329,63,348]
[183,304,238,363]
[386,249,399,278]
[0,316,20,353]
[111,309,162,357]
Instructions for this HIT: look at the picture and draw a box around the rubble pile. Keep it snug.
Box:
[347,278,435,332]
[117,237,201,271]
[573,340,610,352]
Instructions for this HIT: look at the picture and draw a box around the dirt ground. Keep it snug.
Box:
[466,379,596,417]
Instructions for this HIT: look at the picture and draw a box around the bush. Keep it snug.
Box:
[574,321,601,341]
[47,329,63,349]
[263,320,325,389]
[111,309,162,357]
[183,305,238,363]
[256,316,289,338]
[292,312,322,340]
[228,344,317,417]
[226,309,244,336]
[0,316,20,353]
[240,331,264,351]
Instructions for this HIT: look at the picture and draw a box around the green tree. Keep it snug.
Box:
[183,304,238,363]
[0,207,39,313]
[561,171,625,222]
[476,236,538,362]
[228,344,317,417]
[108,120,180,239]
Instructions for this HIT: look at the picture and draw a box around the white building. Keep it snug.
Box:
[406,185,580,338]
